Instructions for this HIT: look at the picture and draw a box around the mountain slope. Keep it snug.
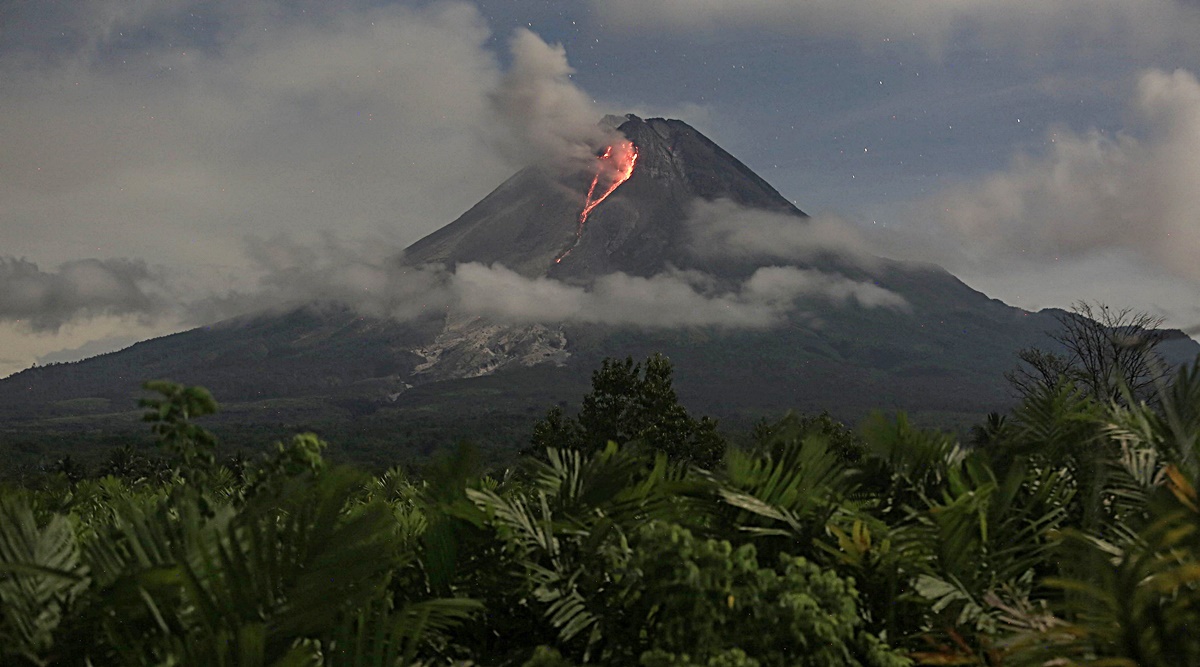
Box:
[0,115,1195,460]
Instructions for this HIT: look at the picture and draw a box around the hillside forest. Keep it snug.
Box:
[2,312,1200,666]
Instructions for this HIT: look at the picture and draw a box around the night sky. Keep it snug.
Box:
[3,0,1200,377]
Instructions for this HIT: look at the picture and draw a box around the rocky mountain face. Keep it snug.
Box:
[1,116,1196,449]
[412,315,569,383]
[404,114,805,280]
[395,114,824,380]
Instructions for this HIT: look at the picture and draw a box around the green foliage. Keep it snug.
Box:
[96,444,171,483]
[1004,360,1200,666]
[615,522,909,667]
[140,380,219,471]
[244,433,330,498]
[0,390,480,667]
[522,645,579,667]
[138,379,231,510]
[714,420,856,553]
[750,411,866,464]
[466,442,693,659]
[906,454,1072,655]
[8,351,1200,666]
[466,435,906,665]
[531,355,725,468]
[0,495,86,665]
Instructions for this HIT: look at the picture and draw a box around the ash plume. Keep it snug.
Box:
[489,28,619,167]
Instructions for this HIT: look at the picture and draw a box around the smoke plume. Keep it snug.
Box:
[489,28,616,166]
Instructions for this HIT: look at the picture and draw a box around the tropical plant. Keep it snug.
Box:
[0,494,86,665]
[710,418,858,555]
[1006,360,1200,666]
[17,348,1200,666]
[611,521,911,667]
[465,442,695,661]
[0,384,482,667]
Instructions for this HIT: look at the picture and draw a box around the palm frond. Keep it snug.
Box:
[64,468,409,664]
[714,431,855,547]
[0,494,86,665]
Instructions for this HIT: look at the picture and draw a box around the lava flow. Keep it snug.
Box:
[554,140,638,264]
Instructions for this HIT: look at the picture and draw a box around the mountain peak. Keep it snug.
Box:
[613,115,804,216]
[403,115,806,278]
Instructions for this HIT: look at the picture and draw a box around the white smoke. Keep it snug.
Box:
[488,28,616,166]
[186,234,454,324]
[452,263,906,328]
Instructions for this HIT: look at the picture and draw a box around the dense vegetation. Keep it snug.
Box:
[3,348,1200,666]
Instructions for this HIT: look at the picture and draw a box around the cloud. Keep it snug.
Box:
[0,1,620,283]
[184,234,455,324]
[0,1,930,370]
[0,316,182,379]
[0,257,169,331]
[741,266,908,311]
[204,236,907,330]
[685,198,879,268]
[0,0,637,372]
[0,223,911,375]
[36,334,147,365]
[452,263,774,327]
[931,68,1200,285]
[592,0,1200,53]
[451,262,906,328]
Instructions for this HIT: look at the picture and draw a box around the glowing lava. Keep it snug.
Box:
[554,140,638,264]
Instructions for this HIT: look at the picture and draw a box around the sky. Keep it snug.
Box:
[3,0,1200,377]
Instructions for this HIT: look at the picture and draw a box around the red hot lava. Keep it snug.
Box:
[554,140,638,264]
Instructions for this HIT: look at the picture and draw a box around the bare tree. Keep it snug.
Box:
[1007,301,1168,403]
[1006,347,1075,400]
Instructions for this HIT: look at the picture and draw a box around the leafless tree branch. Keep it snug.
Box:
[1008,301,1167,403]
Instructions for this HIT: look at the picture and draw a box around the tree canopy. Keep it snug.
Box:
[530,354,725,468]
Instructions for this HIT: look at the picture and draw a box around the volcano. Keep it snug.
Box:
[403,115,806,279]
[1,115,1196,464]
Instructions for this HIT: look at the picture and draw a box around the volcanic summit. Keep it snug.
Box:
[404,114,806,279]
